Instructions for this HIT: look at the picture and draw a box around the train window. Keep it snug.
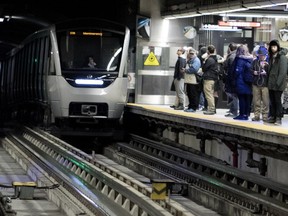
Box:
[57,29,123,73]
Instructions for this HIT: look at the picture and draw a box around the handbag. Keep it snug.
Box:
[170,80,175,91]
[196,74,203,84]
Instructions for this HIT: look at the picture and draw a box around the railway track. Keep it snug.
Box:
[1,125,203,216]
[110,133,288,216]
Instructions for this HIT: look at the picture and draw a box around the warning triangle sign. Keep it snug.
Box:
[144,52,160,66]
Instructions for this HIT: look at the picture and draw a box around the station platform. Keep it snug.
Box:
[124,103,288,175]
[125,103,288,141]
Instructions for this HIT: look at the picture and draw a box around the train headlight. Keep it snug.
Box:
[75,79,104,85]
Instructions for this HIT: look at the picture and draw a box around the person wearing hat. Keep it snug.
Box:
[250,45,269,122]
[182,48,201,112]
[266,39,288,125]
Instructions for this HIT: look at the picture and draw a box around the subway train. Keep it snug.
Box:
[0,18,130,135]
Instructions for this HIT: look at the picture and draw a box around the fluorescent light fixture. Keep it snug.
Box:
[164,2,248,18]
[75,79,104,85]
[3,15,49,26]
[164,14,202,19]
[243,0,288,9]
[201,7,247,15]
[162,0,288,19]
[220,10,288,18]
[162,10,201,19]
[0,18,4,22]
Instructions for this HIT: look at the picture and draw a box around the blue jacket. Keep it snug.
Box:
[233,55,253,95]
[186,56,201,74]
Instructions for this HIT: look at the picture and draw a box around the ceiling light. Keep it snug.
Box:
[163,10,201,19]
[162,0,288,20]
[243,0,288,9]
[220,10,288,18]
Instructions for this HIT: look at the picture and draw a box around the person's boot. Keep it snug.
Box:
[274,117,282,125]
[267,116,276,123]
[174,103,184,110]
[262,114,268,122]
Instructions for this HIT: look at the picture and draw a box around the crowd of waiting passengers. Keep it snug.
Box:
[171,39,288,126]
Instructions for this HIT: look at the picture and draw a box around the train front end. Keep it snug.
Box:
[48,19,130,130]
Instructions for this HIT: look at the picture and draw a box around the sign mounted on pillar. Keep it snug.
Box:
[144,52,160,66]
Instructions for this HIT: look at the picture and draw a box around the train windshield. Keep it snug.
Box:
[57,29,124,72]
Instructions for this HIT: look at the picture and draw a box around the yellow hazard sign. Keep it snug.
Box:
[151,182,167,200]
[144,52,160,66]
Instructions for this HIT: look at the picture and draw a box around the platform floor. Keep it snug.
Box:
[129,104,288,134]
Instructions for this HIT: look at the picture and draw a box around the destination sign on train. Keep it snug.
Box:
[69,31,103,36]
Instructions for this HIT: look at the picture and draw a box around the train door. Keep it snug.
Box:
[217,37,254,109]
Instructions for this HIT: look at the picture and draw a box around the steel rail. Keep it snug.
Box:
[119,134,288,216]
[5,125,175,216]
[25,125,200,216]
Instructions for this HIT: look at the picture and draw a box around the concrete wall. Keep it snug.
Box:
[162,127,288,185]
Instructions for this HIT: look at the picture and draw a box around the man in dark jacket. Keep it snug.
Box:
[267,39,288,125]
[171,47,186,110]
[223,43,238,117]
[202,45,219,115]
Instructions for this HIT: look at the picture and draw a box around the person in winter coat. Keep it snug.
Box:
[223,42,238,117]
[266,39,288,125]
[202,45,219,115]
[232,44,254,120]
[182,48,201,112]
